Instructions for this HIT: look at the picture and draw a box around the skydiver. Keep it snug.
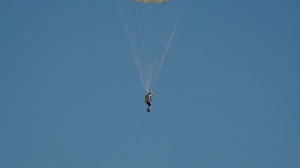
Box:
[145,90,153,112]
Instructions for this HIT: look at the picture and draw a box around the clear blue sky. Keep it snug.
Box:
[1,0,299,167]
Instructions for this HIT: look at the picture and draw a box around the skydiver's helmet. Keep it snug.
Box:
[147,93,151,95]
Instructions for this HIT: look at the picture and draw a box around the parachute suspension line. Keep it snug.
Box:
[151,58,157,83]
[133,2,152,91]
[141,4,150,62]
[139,58,157,92]
[118,2,147,91]
[152,0,176,82]
[149,59,157,91]
[148,59,156,90]
[151,60,156,90]
[141,63,147,90]
[137,3,148,63]
[152,3,167,75]
[148,64,150,92]
[119,0,185,91]
[142,62,149,92]
[136,2,160,92]
[129,16,147,91]
[151,0,185,88]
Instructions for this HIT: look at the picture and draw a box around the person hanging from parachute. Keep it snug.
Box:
[145,90,154,112]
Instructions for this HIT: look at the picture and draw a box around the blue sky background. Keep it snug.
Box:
[1,0,299,167]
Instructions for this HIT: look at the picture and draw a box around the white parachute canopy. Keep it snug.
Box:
[119,0,184,92]
[134,0,171,3]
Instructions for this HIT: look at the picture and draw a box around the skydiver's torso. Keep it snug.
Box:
[145,93,153,102]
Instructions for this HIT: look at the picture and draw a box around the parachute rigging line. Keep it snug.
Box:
[119,2,146,90]
[151,0,185,88]
[118,0,184,91]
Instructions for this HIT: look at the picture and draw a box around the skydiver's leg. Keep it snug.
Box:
[146,102,151,112]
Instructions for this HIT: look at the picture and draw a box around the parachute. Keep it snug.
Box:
[119,0,184,92]
[134,0,171,3]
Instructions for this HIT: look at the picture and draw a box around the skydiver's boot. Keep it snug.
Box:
[147,107,150,112]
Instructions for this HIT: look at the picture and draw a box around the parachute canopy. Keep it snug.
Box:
[134,0,171,3]
[119,0,184,92]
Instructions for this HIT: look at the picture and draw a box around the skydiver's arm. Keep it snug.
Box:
[149,90,153,96]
